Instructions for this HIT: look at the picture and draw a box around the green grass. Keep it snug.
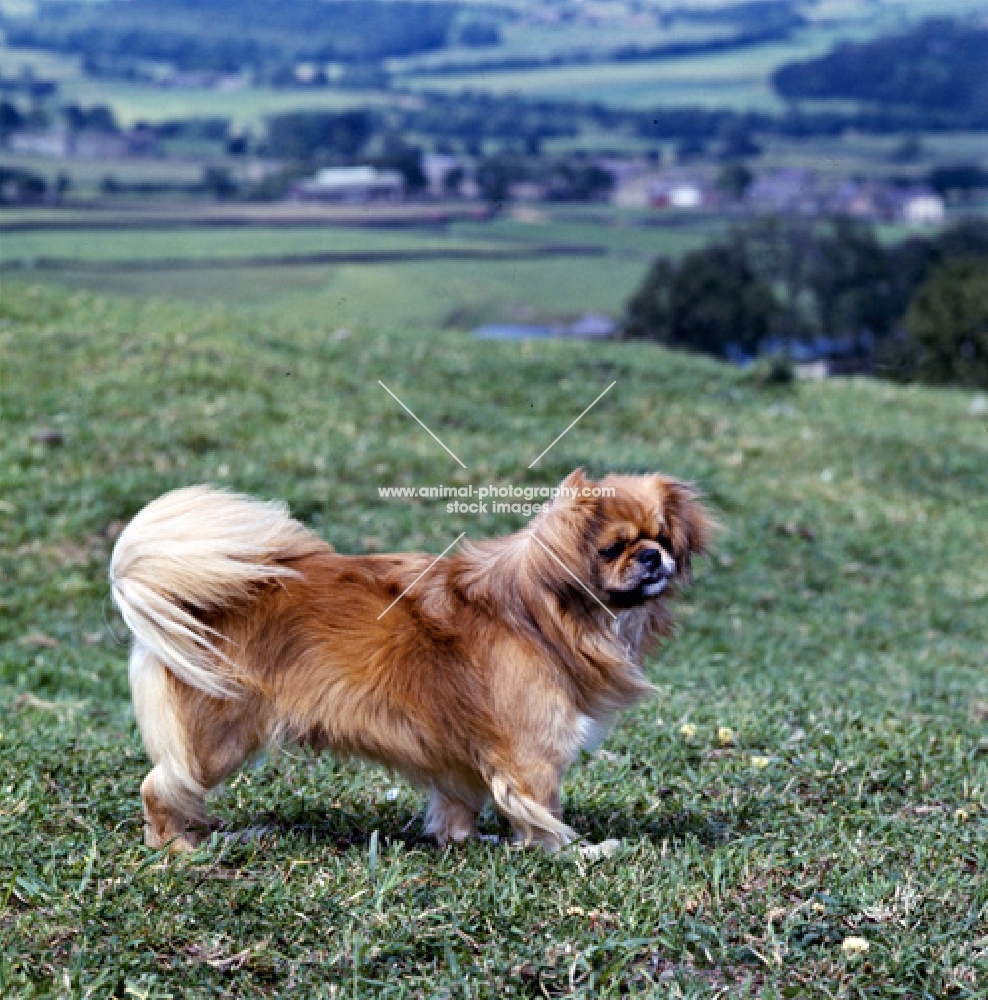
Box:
[0,211,715,330]
[9,255,646,332]
[386,21,735,75]
[0,226,503,264]
[58,79,388,130]
[398,23,866,110]
[0,152,253,200]
[2,281,988,996]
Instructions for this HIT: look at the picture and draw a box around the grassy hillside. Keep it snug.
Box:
[1,282,987,996]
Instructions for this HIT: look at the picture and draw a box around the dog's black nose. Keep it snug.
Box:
[638,548,670,575]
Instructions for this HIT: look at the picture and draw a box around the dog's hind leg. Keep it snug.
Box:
[424,788,482,845]
[130,645,265,851]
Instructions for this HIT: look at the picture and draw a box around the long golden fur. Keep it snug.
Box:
[110,469,713,851]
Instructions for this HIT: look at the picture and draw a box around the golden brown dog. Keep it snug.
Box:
[110,469,712,851]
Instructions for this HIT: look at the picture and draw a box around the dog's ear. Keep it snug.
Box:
[662,480,717,579]
[561,467,589,493]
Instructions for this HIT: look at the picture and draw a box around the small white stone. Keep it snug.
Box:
[842,936,870,956]
[579,839,622,861]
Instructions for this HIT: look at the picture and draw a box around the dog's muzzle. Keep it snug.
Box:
[639,548,676,597]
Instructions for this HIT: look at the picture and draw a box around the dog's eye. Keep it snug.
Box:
[599,540,626,560]
[656,534,672,552]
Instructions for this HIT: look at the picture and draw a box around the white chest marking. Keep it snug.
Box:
[576,714,614,755]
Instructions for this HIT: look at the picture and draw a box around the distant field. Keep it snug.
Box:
[754,132,988,183]
[12,255,648,331]
[386,19,737,74]
[2,0,986,125]
[53,78,390,129]
[0,208,713,330]
[0,150,240,200]
[402,52,787,110]
[399,23,870,109]
[0,226,501,263]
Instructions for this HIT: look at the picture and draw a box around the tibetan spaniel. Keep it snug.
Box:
[110,469,713,851]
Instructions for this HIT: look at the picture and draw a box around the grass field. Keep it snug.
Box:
[0,227,503,264]
[0,151,256,201]
[0,210,714,330]
[398,23,862,110]
[2,281,987,996]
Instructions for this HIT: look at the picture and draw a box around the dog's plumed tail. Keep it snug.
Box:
[488,774,576,850]
[110,485,323,699]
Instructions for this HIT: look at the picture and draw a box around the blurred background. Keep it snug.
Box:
[1,0,986,382]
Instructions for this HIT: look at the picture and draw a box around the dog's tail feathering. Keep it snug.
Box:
[488,774,576,850]
[110,485,324,698]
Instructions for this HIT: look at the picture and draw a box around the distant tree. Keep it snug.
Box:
[772,17,988,116]
[934,219,988,262]
[887,218,988,317]
[675,137,706,163]
[807,216,896,340]
[930,164,988,198]
[716,162,754,200]
[901,259,988,388]
[0,166,47,204]
[0,100,24,137]
[375,137,426,193]
[63,103,118,132]
[202,165,237,199]
[736,216,827,339]
[265,110,378,161]
[718,122,761,160]
[457,20,501,47]
[7,1,457,72]
[625,241,777,357]
[545,160,613,203]
[624,258,675,342]
[443,166,464,197]
[476,155,524,207]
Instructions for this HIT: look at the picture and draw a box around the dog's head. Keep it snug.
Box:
[533,468,714,612]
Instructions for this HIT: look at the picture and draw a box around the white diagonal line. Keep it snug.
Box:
[528,381,616,469]
[378,380,467,469]
[377,532,466,620]
[530,533,617,620]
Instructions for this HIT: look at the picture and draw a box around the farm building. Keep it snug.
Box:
[292,166,404,203]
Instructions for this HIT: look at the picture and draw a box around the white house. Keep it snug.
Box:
[898,190,946,226]
[9,130,73,157]
[611,173,708,210]
[292,166,404,203]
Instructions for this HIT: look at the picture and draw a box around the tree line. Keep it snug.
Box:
[2,0,457,73]
[773,18,988,117]
[625,218,988,389]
